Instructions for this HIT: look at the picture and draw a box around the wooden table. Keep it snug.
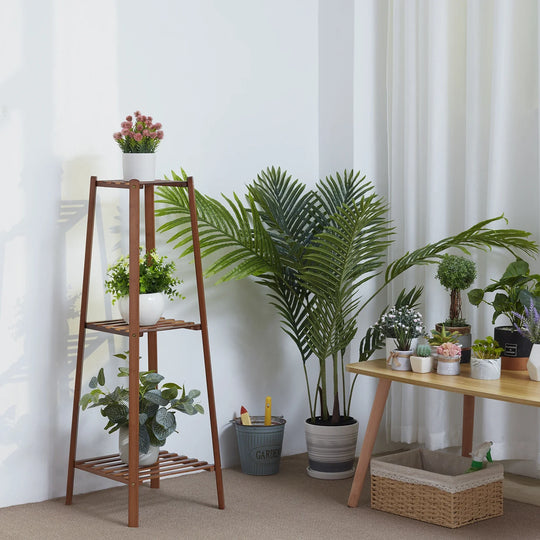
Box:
[346,358,540,507]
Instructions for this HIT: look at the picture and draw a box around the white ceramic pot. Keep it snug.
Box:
[122,152,156,182]
[437,355,461,375]
[527,343,540,381]
[388,350,413,371]
[304,419,358,479]
[410,355,433,374]
[118,292,165,326]
[470,357,501,380]
[118,426,160,466]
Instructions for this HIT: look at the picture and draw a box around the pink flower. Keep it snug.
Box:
[133,132,143,142]
[126,115,132,121]
[147,116,152,122]
[121,128,130,137]
[157,131,164,140]
[134,110,141,116]
[153,122,162,130]
[142,129,150,137]
[149,132,157,139]
[113,132,122,140]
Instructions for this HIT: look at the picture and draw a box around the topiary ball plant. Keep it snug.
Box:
[436,254,477,326]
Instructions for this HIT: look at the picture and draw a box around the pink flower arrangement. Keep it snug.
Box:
[436,342,461,357]
[113,111,164,153]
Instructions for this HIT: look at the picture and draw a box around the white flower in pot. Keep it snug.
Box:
[80,351,204,465]
[105,249,184,326]
[470,336,503,380]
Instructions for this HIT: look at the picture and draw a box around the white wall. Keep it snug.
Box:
[0,0,329,507]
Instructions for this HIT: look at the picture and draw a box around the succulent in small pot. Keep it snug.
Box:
[80,352,204,465]
[410,343,433,374]
[428,325,460,371]
[105,249,183,325]
[436,342,462,376]
[471,336,503,380]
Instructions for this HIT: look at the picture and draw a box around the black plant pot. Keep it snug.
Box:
[494,326,532,371]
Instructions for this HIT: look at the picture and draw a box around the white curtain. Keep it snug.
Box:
[361,0,540,468]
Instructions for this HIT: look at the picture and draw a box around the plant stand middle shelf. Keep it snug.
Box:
[75,450,215,485]
[85,317,202,336]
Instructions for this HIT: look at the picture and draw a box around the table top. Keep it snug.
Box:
[346,359,540,407]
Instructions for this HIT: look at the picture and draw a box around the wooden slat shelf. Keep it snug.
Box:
[96,179,188,188]
[85,317,202,336]
[75,451,214,485]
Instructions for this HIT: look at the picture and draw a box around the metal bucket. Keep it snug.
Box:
[233,416,286,475]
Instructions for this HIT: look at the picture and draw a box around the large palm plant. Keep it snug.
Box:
[156,168,537,425]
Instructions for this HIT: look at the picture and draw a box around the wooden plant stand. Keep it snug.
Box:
[65,176,225,527]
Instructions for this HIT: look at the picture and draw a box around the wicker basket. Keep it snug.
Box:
[370,448,503,528]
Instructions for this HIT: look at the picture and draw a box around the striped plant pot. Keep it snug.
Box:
[304,419,358,479]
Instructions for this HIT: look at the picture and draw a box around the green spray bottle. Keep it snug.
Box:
[467,441,493,472]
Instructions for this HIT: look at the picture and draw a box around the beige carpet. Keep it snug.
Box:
[1,454,540,539]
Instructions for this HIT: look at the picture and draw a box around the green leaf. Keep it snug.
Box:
[194,404,204,414]
[139,425,151,453]
[80,394,92,410]
[161,387,178,401]
[97,368,105,386]
[187,389,201,399]
[467,289,484,305]
[144,389,168,406]
[88,376,98,389]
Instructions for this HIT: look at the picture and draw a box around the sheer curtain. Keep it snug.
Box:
[356,0,540,469]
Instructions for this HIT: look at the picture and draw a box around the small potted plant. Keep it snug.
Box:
[435,254,476,363]
[470,336,504,380]
[468,259,540,370]
[513,301,540,381]
[428,325,460,371]
[436,342,462,375]
[80,352,204,465]
[113,110,164,182]
[410,343,433,373]
[382,306,425,371]
[105,248,183,326]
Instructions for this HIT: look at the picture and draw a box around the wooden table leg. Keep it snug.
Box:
[347,378,391,507]
[462,394,475,457]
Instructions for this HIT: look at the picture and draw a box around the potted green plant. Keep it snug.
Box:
[80,352,203,465]
[435,254,477,363]
[156,167,537,478]
[428,325,460,371]
[113,110,164,182]
[468,259,540,370]
[105,248,183,326]
[410,343,433,373]
[470,336,503,380]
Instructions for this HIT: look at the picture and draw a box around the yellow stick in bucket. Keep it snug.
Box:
[265,396,272,425]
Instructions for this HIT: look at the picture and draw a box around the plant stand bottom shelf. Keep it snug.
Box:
[370,449,503,528]
[75,450,215,485]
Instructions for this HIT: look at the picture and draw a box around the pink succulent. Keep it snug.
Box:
[437,342,461,357]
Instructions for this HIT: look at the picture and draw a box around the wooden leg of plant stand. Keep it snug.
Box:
[347,378,391,508]
[148,331,159,489]
[462,394,475,457]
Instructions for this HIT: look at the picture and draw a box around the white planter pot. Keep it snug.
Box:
[527,343,540,381]
[410,355,433,374]
[304,419,358,479]
[437,355,461,375]
[118,292,165,326]
[118,426,160,466]
[122,152,156,182]
[388,350,413,371]
[470,357,501,380]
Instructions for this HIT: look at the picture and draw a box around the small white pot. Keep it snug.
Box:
[118,426,160,466]
[410,355,433,374]
[388,350,413,371]
[470,356,501,380]
[527,343,540,381]
[122,152,156,182]
[118,292,165,326]
[437,355,460,375]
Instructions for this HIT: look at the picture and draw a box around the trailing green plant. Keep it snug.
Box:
[415,343,432,357]
[471,337,503,359]
[104,248,183,304]
[468,259,540,327]
[80,352,203,453]
[436,254,477,326]
[428,325,460,346]
[155,166,537,425]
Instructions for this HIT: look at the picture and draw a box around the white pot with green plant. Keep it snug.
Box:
[80,352,204,465]
[155,167,537,478]
[470,337,503,380]
[105,249,183,326]
[428,325,461,371]
[410,343,433,373]
[113,110,164,182]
